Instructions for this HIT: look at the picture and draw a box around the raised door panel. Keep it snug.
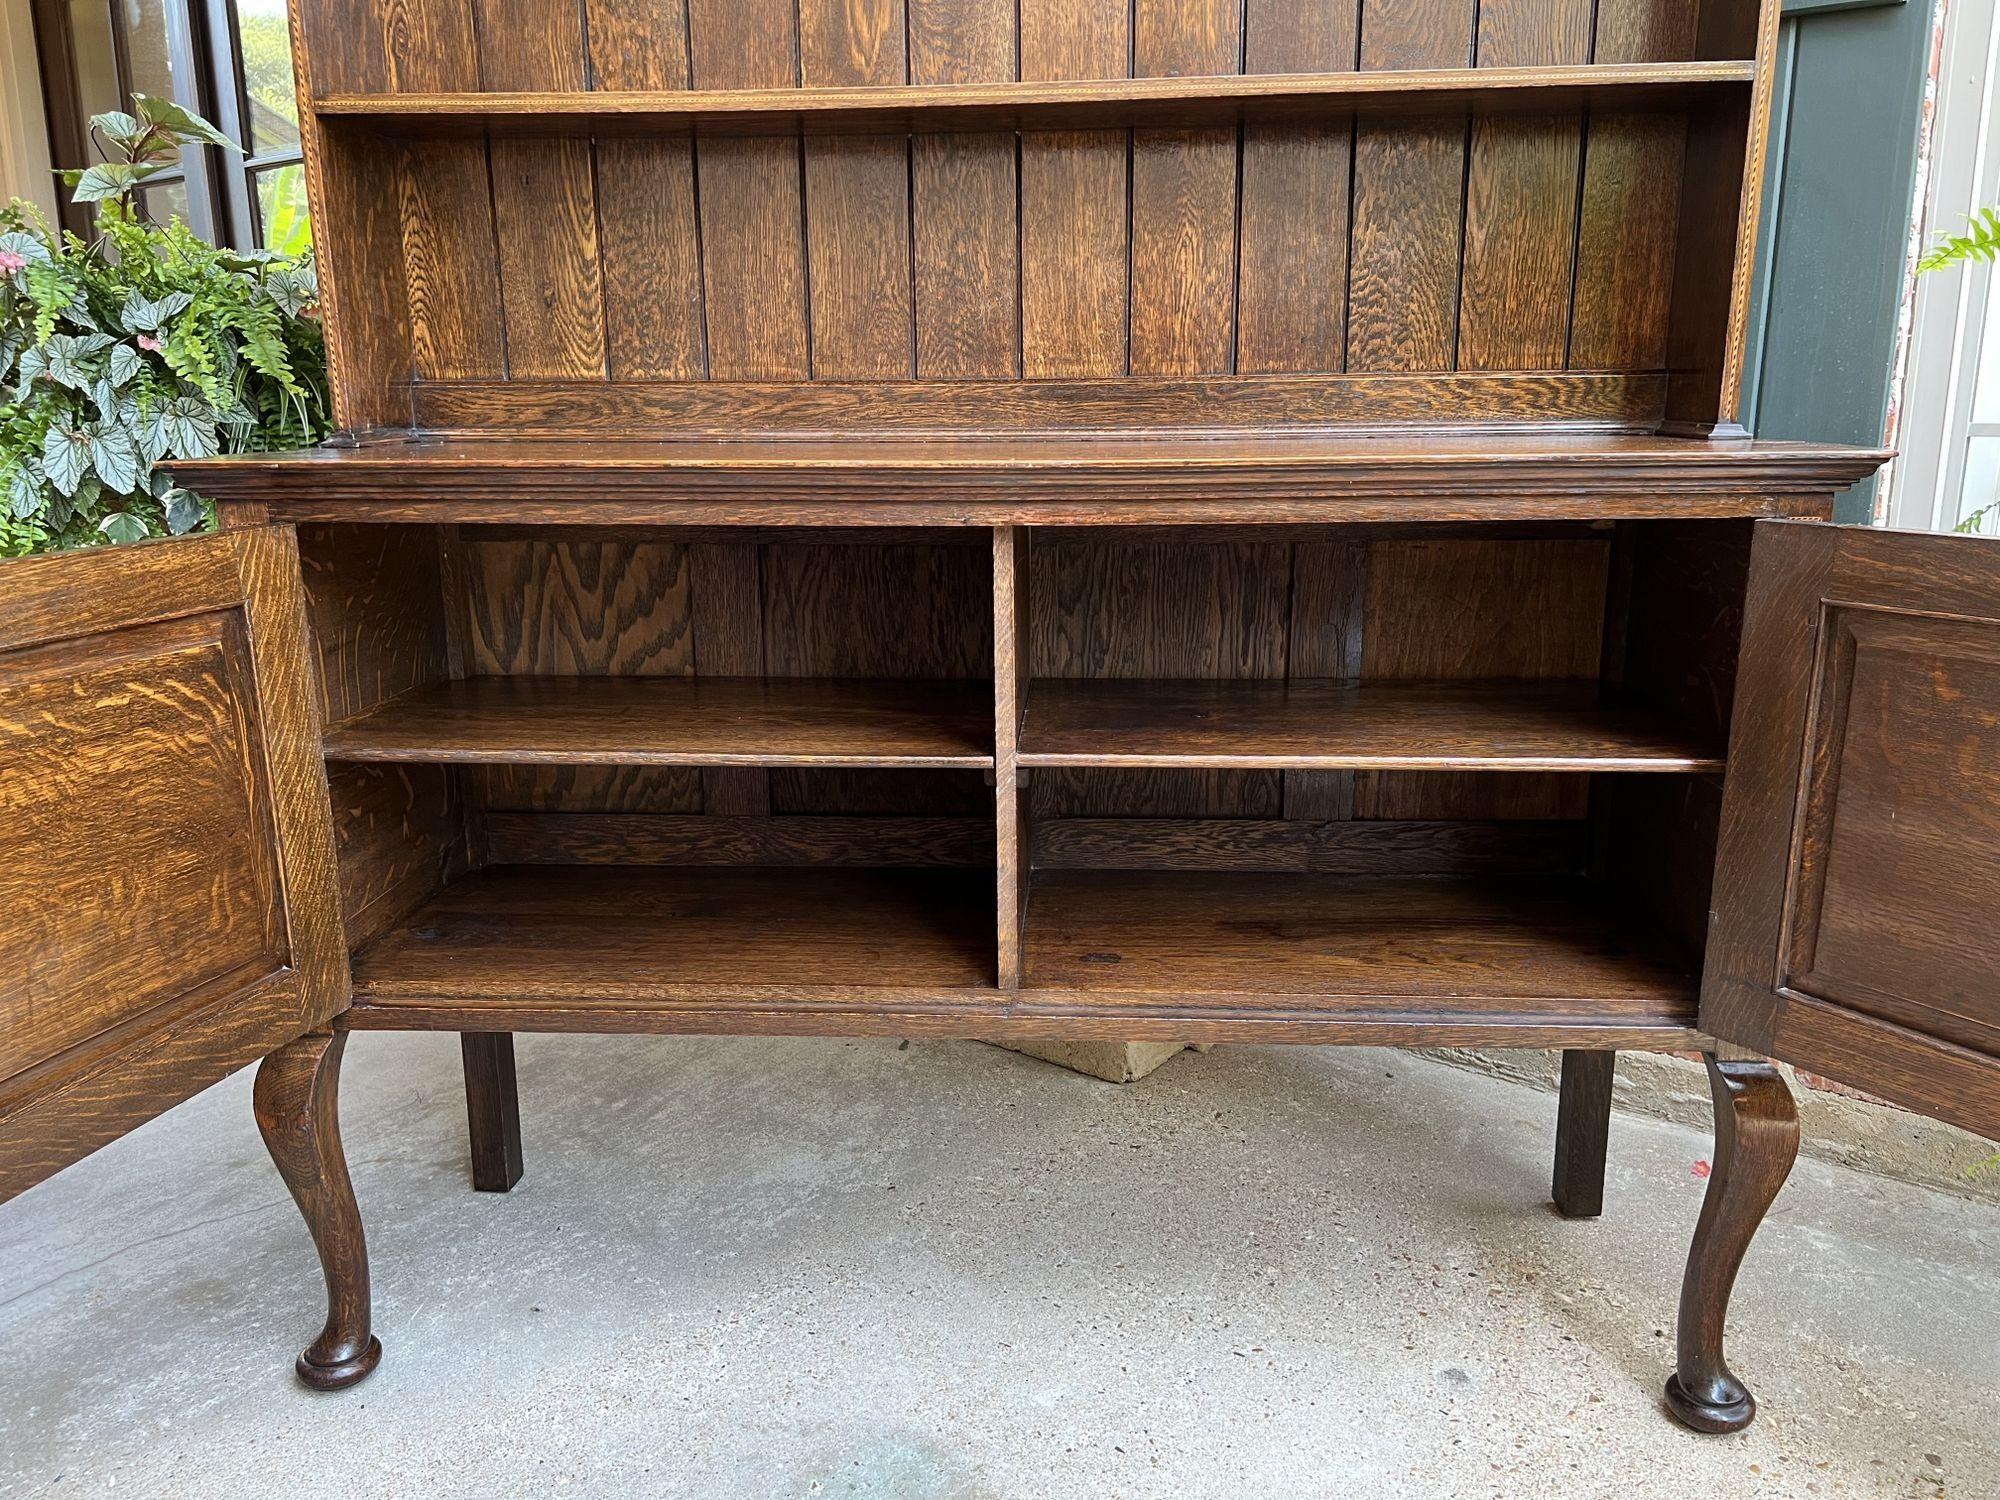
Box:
[1705,522,2000,1137]
[0,530,344,1201]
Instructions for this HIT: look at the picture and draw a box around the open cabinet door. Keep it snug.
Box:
[1705,521,2000,1139]
[0,527,345,1201]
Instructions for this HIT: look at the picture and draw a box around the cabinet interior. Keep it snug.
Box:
[298,518,1749,1036]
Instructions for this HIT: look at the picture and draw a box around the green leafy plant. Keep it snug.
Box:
[1916,208,2000,533]
[0,94,329,556]
[1918,206,2000,275]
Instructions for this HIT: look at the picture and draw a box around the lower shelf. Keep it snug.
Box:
[351,866,999,1001]
[1022,871,1696,1022]
[349,865,1698,1045]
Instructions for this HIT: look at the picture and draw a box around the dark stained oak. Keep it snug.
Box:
[1703,523,2000,1139]
[1024,870,1696,1018]
[1666,1057,1799,1434]
[8,0,1924,1432]
[0,529,344,1205]
[404,372,1667,435]
[171,434,1891,517]
[482,812,995,867]
[323,676,996,768]
[460,1032,524,1193]
[311,63,1756,134]
[353,865,999,1001]
[255,1031,380,1390]
[1019,678,1722,772]
[1552,1049,1615,1219]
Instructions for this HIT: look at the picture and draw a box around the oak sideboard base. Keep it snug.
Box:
[254,1031,380,1391]
[270,1035,1802,1419]
[1665,1057,1801,1434]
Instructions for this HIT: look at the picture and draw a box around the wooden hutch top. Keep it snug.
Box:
[175,0,1888,513]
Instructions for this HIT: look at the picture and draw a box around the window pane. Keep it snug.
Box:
[140,178,190,225]
[238,0,301,154]
[64,1,123,122]
[253,163,312,254]
[117,0,181,103]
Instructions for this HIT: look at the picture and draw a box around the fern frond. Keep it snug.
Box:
[1919,206,2000,273]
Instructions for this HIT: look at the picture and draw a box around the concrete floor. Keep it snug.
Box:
[1,1037,1994,1499]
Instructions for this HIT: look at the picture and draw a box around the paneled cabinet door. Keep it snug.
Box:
[1705,521,2000,1138]
[0,528,344,1202]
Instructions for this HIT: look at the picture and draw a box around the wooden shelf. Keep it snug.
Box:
[172,433,1893,523]
[1023,871,1696,1023]
[351,866,997,1003]
[346,866,1695,1046]
[313,62,1755,137]
[322,676,994,768]
[1019,679,1723,772]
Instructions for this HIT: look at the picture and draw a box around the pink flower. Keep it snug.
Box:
[137,333,162,352]
[0,249,25,275]
[1691,1159,1712,1180]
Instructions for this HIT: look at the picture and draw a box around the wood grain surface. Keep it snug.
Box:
[325,676,996,767]
[1019,678,1722,770]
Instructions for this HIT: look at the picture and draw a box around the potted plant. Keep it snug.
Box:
[0,95,330,556]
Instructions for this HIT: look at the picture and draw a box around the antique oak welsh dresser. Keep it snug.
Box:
[3,0,1994,1436]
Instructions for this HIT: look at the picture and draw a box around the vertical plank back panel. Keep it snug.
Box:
[400,142,505,381]
[1020,0,1132,377]
[298,0,478,94]
[1347,0,1475,372]
[462,537,704,814]
[762,540,993,813]
[472,2,605,382]
[1357,538,1609,819]
[1236,0,1357,374]
[489,139,608,379]
[690,0,810,379]
[910,0,1020,378]
[474,0,587,89]
[1459,0,1591,370]
[800,0,915,378]
[589,0,707,380]
[1571,0,1698,370]
[1030,536,1289,817]
[1129,0,1242,376]
[585,0,695,88]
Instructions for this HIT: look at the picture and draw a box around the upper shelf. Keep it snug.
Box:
[313,61,1757,137]
[171,433,1894,524]
[324,676,995,769]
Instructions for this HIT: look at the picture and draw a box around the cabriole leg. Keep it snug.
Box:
[460,1032,523,1192]
[1665,1055,1799,1433]
[254,1029,380,1390]
[1552,1049,1615,1218]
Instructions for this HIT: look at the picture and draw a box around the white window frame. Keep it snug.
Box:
[1889,0,2000,531]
